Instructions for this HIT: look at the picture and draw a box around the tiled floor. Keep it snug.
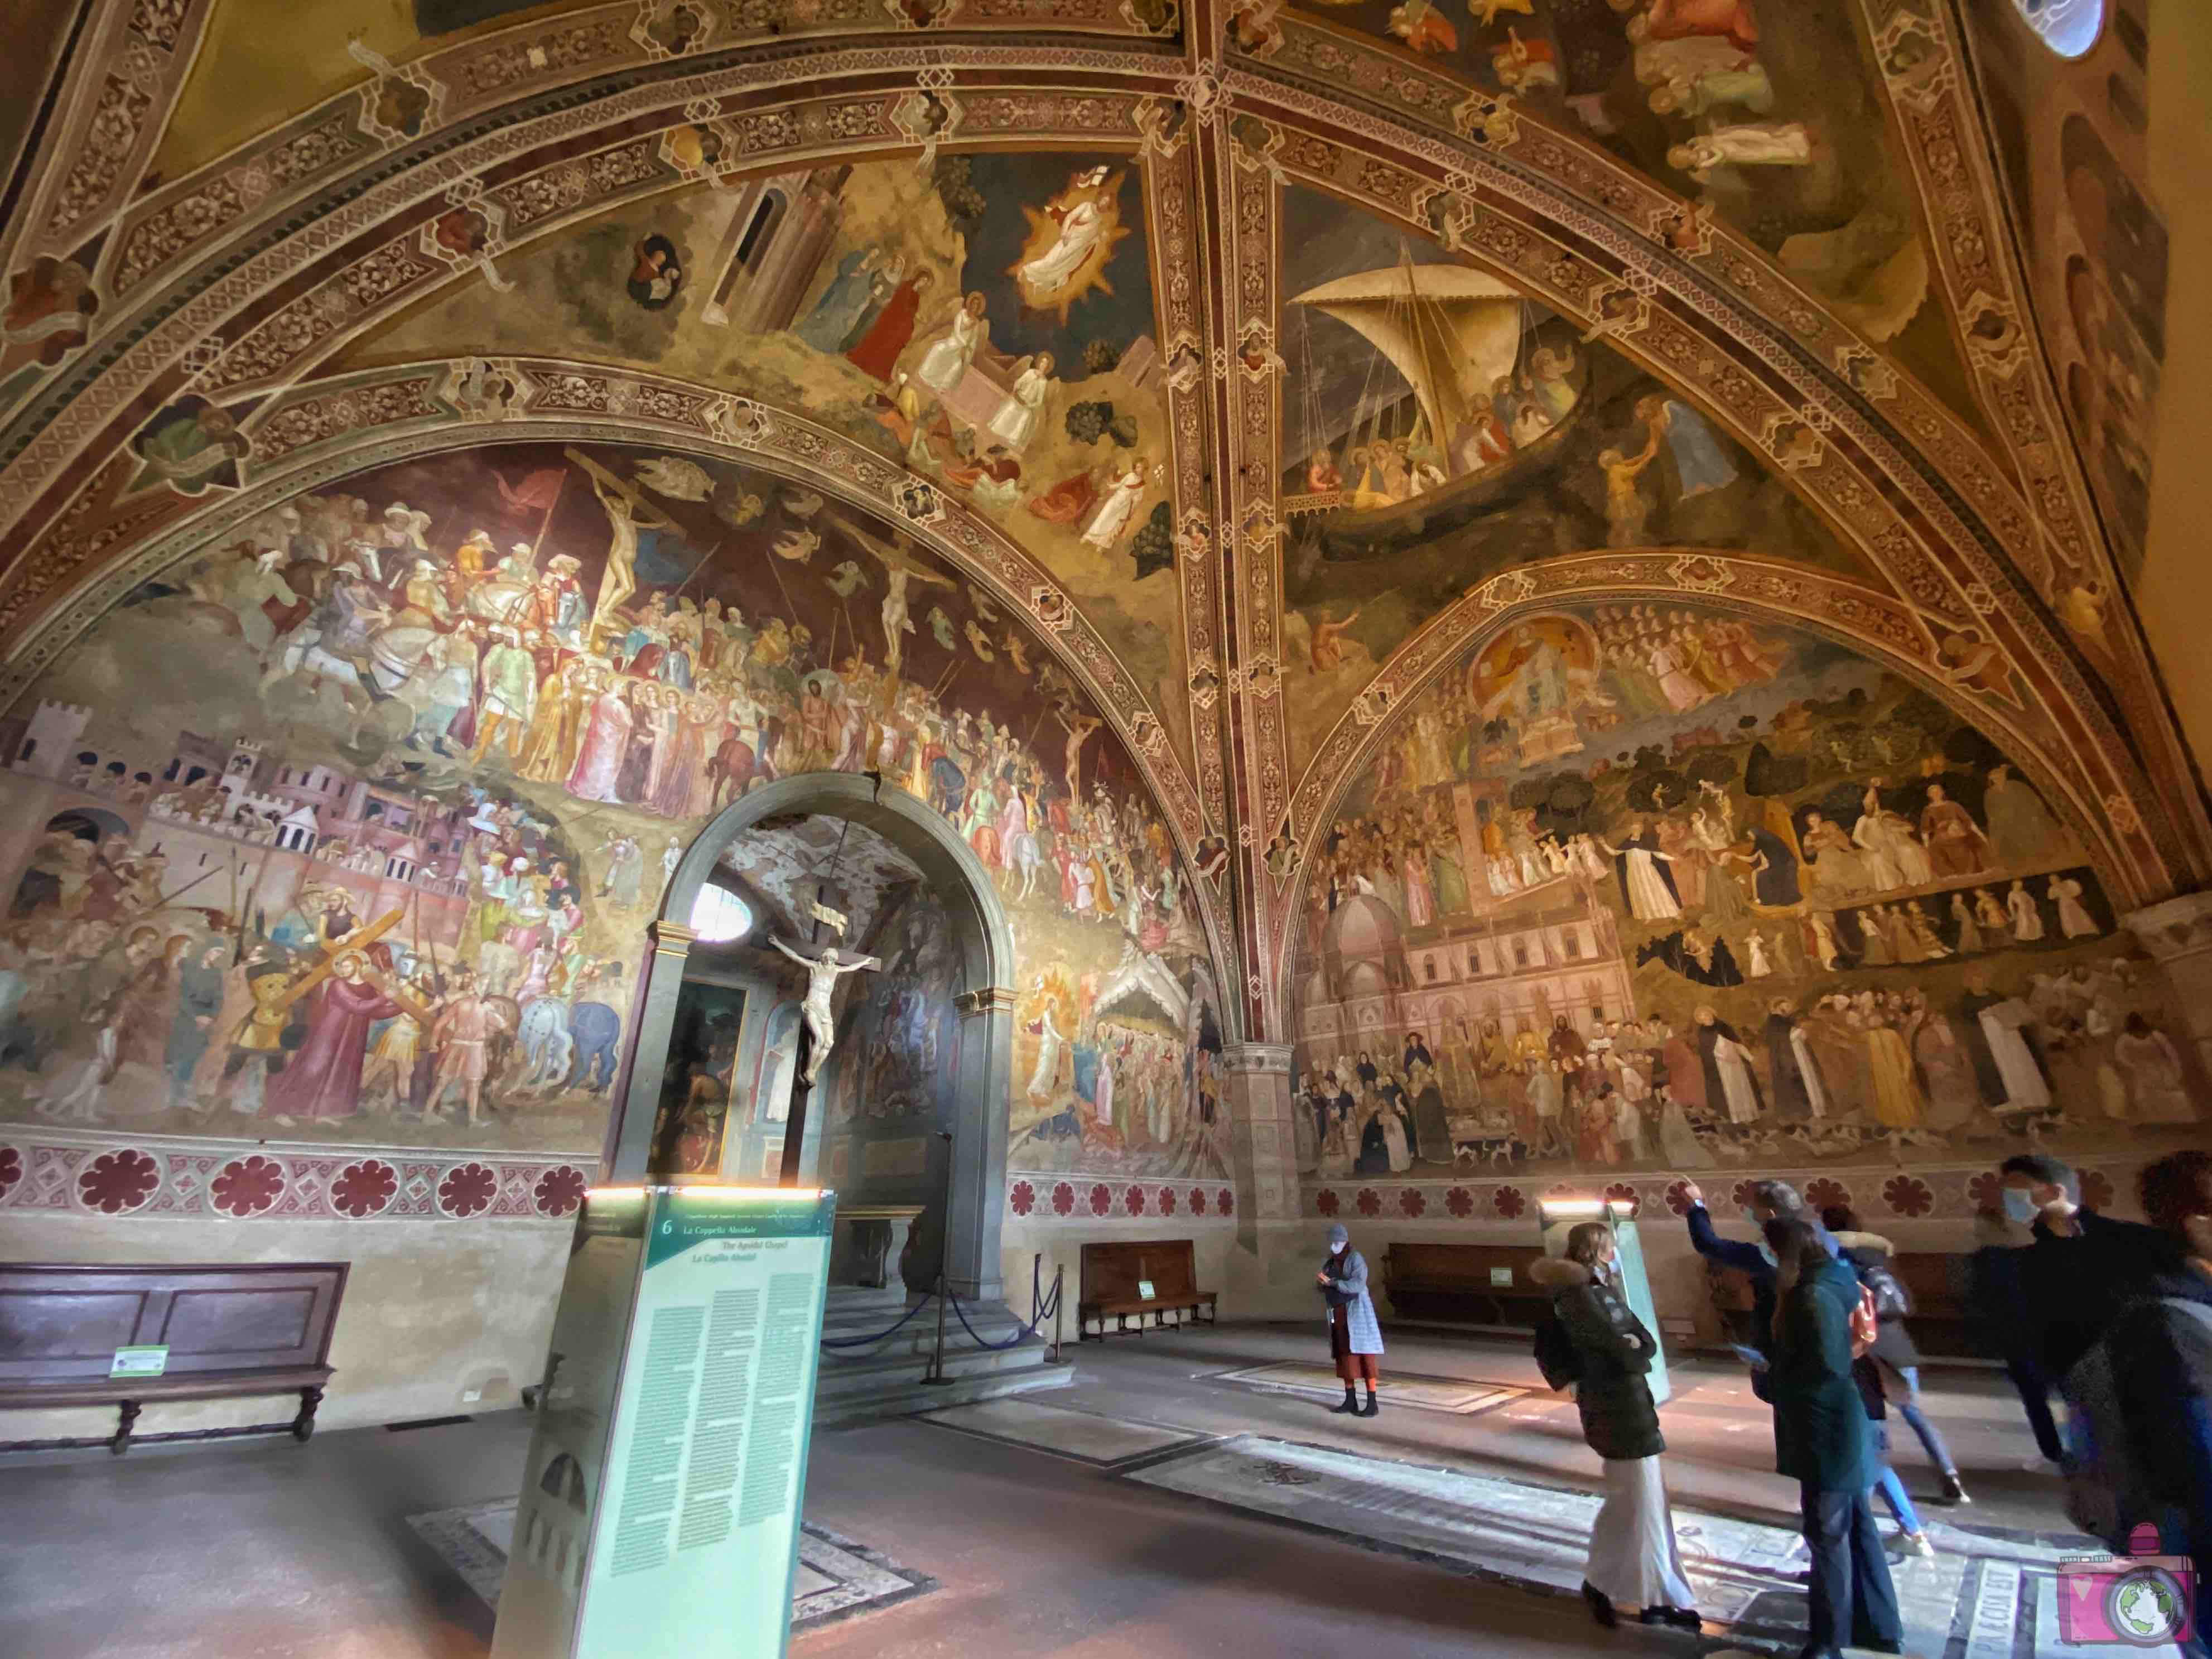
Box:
[4,1324,2137,1659]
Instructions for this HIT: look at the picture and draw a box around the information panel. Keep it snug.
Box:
[492,1185,836,1659]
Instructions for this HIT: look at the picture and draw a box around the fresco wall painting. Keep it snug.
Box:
[0,440,1224,1182]
[1276,189,1872,766]
[353,152,1195,765]
[1291,601,2200,1181]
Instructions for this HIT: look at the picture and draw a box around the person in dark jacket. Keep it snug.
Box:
[1964,1205,2065,1465]
[1533,1223,1700,1632]
[1765,1217,1905,1659]
[1680,1178,1834,1353]
[2105,1151,2212,1658]
[2002,1152,2174,1381]
[1824,1204,1970,1510]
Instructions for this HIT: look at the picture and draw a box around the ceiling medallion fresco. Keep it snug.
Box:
[0,0,2198,1050]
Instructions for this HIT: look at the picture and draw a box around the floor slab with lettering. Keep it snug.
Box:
[1214,1362,1521,1416]
[407,1501,933,1629]
[917,1397,1211,1467]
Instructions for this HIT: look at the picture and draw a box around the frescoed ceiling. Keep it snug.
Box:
[721,814,928,949]
[0,0,2204,1044]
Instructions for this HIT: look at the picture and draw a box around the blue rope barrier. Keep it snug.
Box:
[820,1288,937,1350]
[947,1256,1061,1352]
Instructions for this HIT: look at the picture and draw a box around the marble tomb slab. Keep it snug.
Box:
[1214,1362,1522,1416]
[918,1397,1213,1467]
[406,1500,933,1628]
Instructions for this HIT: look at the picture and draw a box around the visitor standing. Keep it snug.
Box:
[2104,1150,2212,1659]
[1763,1217,1905,1658]
[1532,1222,1700,1632]
[1824,1205,1972,1507]
[2002,1154,2172,1381]
[1318,1223,1383,1417]
[1964,1206,2064,1467]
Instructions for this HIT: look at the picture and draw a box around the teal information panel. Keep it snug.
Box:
[492,1185,836,1659]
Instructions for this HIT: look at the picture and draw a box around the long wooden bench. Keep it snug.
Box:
[1077,1240,1217,1339]
[1380,1242,1549,1329]
[0,1262,347,1455]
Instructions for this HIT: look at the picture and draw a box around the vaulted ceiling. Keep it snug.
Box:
[0,0,2195,1042]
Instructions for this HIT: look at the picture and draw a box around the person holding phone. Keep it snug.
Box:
[1318,1223,1384,1417]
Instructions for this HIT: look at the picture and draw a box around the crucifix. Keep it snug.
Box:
[767,806,882,1185]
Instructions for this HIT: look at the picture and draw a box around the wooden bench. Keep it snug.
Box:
[1380,1242,1549,1329]
[1077,1240,1217,1339]
[0,1262,347,1455]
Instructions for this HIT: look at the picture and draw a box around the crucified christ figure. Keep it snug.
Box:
[1054,707,1104,799]
[770,938,880,1083]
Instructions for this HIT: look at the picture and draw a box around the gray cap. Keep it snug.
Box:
[1326,1223,1349,1250]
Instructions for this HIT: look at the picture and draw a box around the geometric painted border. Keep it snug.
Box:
[1301,1162,2149,1227]
[1005,1171,1239,1226]
[0,1130,591,1223]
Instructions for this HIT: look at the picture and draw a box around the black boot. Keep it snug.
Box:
[1358,1390,1379,1417]
[1582,1582,1616,1629]
[1329,1385,1359,1414]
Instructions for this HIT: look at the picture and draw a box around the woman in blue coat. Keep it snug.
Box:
[1318,1223,1384,1417]
[1763,1217,1904,1658]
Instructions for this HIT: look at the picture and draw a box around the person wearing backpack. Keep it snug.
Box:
[1763,1217,1906,1658]
[1530,1222,1700,1632]
[2097,1151,2212,1658]
[1823,1204,1971,1508]
[1317,1222,1384,1417]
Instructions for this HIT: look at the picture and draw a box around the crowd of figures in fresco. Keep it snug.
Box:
[0,442,1223,1173]
[1294,604,2200,1178]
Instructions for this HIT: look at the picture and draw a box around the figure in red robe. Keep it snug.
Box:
[845,270,936,383]
[264,954,404,1123]
[1642,0,1758,54]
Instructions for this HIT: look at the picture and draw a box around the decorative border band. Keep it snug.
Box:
[0,1131,592,1222]
[1303,1162,2151,1227]
[1005,1170,1238,1223]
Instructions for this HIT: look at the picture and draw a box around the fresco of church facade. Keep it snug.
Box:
[351,152,1193,767]
[1277,190,1871,765]
[1290,601,2199,1180]
[0,440,1226,1180]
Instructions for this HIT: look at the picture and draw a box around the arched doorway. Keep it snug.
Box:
[619,773,1018,1301]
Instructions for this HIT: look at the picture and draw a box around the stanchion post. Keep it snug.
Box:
[921,1273,951,1386]
[1050,1263,1064,1364]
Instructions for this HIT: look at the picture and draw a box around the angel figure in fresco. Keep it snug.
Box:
[1600,430,1664,546]
[770,938,880,1083]
[1011,166,1130,319]
[1666,123,1814,184]
[1388,0,1458,54]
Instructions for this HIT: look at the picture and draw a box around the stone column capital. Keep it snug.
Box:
[2124,890,2212,962]
[955,985,1019,1017]
[647,919,696,956]
[1217,1041,1295,1076]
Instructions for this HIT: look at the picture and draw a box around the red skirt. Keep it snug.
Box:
[1330,1304,1379,1384]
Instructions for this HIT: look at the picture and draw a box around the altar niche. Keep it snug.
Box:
[616,773,1018,1301]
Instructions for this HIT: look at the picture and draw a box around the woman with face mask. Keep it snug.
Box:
[1532,1222,1701,1631]
[1762,1217,1905,1659]
[1317,1223,1384,1417]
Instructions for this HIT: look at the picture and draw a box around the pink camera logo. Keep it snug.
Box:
[2057,1525,2195,1647]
